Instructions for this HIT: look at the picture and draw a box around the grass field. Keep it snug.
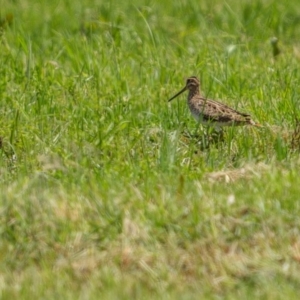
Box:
[1,0,300,298]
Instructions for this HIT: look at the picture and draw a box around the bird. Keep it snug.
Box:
[168,76,260,129]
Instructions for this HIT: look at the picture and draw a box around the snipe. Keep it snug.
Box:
[168,76,260,129]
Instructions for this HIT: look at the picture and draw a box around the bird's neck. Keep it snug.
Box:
[188,87,200,102]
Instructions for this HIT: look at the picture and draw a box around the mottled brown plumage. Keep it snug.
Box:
[168,76,260,128]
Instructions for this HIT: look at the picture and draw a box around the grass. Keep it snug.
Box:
[1,0,300,298]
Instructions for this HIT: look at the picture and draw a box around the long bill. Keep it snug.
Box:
[168,86,187,102]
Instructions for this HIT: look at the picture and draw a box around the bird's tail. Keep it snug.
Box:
[249,119,263,127]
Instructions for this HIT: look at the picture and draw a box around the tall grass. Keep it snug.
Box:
[1,0,300,298]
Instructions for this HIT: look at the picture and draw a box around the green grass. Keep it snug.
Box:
[1,0,300,298]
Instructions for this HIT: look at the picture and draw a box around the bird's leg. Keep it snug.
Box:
[207,125,224,144]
